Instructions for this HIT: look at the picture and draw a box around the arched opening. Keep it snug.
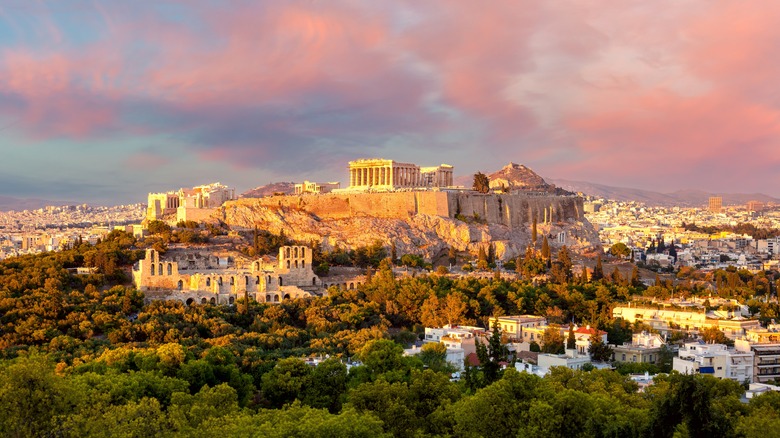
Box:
[301,248,305,258]
[267,275,271,284]
[302,261,305,268]
[283,294,290,300]
[206,277,211,287]
[158,263,163,276]
[229,296,235,305]
[349,283,354,290]
[167,263,173,275]
[209,297,216,304]
[266,294,271,302]
[294,247,298,258]
[245,276,249,286]
[286,248,290,258]
[230,277,235,286]
[312,277,317,286]
[255,276,260,285]
[279,277,283,286]
[286,260,290,269]
[218,277,223,286]
[150,263,155,276]
[274,295,279,302]
[177,280,183,290]
[294,260,298,269]
[201,298,207,304]
[186,298,194,306]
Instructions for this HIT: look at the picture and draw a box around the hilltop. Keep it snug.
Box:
[241,182,295,198]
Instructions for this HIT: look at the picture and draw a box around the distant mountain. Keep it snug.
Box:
[241,182,296,198]
[548,179,780,207]
[0,195,74,212]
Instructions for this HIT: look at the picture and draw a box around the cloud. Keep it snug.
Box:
[1,0,779,197]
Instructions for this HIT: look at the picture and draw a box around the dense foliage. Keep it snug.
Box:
[2,233,780,436]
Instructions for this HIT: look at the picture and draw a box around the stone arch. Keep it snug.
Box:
[177,280,183,290]
[206,277,211,287]
[230,276,235,286]
[283,294,290,300]
[267,275,271,284]
[218,277,223,286]
[150,263,155,276]
[255,276,260,285]
[286,247,291,258]
[287,260,290,269]
[294,247,298,258]
[186,298,194,306]
[301,247,305,258]
[294,260,298,269]
[158,263,163,276]
[229,296,235,305]
[167,263,173,275]
[312,277,317,286]
[209,297,216,304]
[245,276,249,286]
[279,277,283,286]
[349,282,354,290]
[302,260,305,268]
[266,294,271,302]
[274,295,279,302]
[201,297,207,304]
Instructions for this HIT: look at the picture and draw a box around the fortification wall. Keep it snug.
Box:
[226,191,582,228]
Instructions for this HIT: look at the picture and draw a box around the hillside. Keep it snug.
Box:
[549,179,780,207]
[241,182,295,198]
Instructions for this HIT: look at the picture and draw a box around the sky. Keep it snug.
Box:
[1,1,779,205]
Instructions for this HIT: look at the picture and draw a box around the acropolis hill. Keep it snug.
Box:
[215,161,601,261]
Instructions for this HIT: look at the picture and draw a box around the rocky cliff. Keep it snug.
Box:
[217,192,601,261]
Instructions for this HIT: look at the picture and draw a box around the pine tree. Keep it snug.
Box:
[592,254,604,281]
[611,266,622,285]
[448,246,457,266]
[477,245,489,270]
[487,242,496,265]
[541,235,550,260]
[532,216,538,246]
[473,172,491,194]
[581,266,589,283]
[655,273,661,287]
[631,266,640,287]
[390,242,397,264]
[567,323,576,350]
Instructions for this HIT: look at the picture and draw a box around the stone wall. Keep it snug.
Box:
[226,191,582,228]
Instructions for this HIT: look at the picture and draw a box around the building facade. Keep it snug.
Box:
[345,158,454,191]
[673,342,753,382]
[133,245,321,305]
[612,332,666,364]
[146,182,235,222]
[294,181,340,195]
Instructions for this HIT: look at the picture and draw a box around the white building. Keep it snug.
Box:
[673,342,753,382]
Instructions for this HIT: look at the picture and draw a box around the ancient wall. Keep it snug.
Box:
[225,191,582,228]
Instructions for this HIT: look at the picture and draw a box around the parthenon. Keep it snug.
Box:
[346,158,453,190]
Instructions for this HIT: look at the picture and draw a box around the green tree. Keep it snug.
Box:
[541,326,565,354]
[532,216,538,245]
[566,324,576,350]
[473,172,490,193]
[541,236,550,263]
[609,242,631,258]
[588,335,613,362]
[592,254,604,281]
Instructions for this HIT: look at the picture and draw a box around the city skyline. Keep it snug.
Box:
[2,1,780,204]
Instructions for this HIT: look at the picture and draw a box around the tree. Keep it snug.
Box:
[447,246,457,266]
[566,324,576,350]
[442,293,467,327]
[541,236,550,261]
[473,172,490,193]
[631,266,641,287]
[532,216,538,245]
[476,321,507,385]
[541,326,565,354]
[588,335,613,362]
[476,246,489,271]
[609,242,631,258]
[611,267,623,285]
[592,255,604,281]
[419,342,449,372]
